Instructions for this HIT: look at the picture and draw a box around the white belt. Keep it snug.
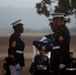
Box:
[16,50,23,54]
[66,68,76,71]
[52,46,60,50]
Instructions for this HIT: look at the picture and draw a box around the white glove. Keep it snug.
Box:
[60,64,65,69]
[39,36,47,41]
[15,63,21,71]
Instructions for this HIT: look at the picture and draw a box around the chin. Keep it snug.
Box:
[20,31,23,33]
[20,30,24,33]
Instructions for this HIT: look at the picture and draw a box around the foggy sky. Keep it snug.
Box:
[0,0,76,31]
[0,0,41,8]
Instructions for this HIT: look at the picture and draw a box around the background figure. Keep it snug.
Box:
[29,50,49,75]
[66,51,76,75]
[3,57,10,75]
[8,19,25,75]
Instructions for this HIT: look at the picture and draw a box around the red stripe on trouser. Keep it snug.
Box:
[58,65,60,75]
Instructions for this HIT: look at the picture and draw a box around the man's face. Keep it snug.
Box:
[51,18,58,32]
[56,17,64,27]
[52,17,64,31]
[16,24,24,33]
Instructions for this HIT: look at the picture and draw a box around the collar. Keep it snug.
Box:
[13,32,21,37]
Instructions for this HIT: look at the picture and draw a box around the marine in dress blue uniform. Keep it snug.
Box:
[33,13,72,75]
[50,13,71,75]
[8,19,25,75]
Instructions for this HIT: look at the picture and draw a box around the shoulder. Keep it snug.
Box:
[59,25,69,32]
[10,33,18,41]
[58,25,70,36]
[10,33,17,38]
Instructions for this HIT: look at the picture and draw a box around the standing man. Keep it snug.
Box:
[33,13,71,75]
[8,19,25,75]
[49,13,71,75]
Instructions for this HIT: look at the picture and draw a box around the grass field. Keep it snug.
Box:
[0,34,76,75]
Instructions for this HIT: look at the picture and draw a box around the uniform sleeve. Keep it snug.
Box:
[8,34,17,58]
[52,28,66,50]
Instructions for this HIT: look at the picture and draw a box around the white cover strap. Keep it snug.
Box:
[52,46,60,50]
[16,50,23,54]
